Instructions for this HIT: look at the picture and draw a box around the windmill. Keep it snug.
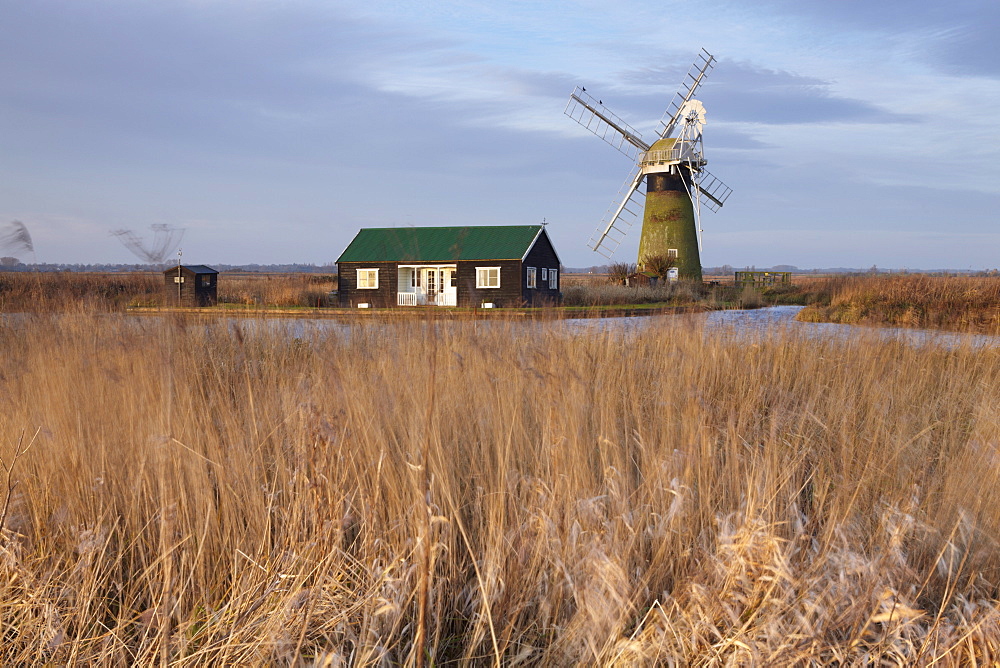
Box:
[565,48,732,281]
[110,224,185,264]
[0,220,36,264]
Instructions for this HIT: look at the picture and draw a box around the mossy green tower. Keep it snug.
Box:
[637,138,702,281]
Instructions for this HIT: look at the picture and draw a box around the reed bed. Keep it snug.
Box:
[561,282,758,309]
[798,274,1000,334]
[561,283,705,307]
[0,272,337,312]
[216,274,336,308]
[1,310,999,664]
[0,272,161,312]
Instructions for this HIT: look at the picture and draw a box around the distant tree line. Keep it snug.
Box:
[0,262,338,273]
[2,261,995,276]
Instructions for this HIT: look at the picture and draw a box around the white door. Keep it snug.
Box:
[441,268,457,306]
[422,268,437,304]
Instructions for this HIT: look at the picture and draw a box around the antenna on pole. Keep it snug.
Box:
[177,248,183,304]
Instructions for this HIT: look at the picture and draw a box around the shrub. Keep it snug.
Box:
[607,262,637,286]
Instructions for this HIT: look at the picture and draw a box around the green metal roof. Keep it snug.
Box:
[337,226,544,263]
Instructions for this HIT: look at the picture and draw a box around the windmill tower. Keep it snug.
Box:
[565,49,732,281]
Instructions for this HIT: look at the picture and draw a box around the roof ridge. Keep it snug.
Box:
[337,225,546,263]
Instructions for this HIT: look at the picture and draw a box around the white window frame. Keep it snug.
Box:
[476,266,500,289]
[667,248,678,259]
[356,268,379,289]
[548,268,558,290]
[526,266,537,289]
[541,268,548,282]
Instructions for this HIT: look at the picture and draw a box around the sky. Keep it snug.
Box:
[1,0,998,269]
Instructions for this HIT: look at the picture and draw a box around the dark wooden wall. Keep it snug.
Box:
[455,260,522,307]
[521,231,561,305]
[337,261,398,307]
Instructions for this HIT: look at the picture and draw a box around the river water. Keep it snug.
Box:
[555,305,1000,349]
[5,306,996,348]
[215,305,998,349]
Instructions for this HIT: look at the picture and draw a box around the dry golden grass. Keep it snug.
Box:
[799,275,1000,334]
[217,273,336,308]
[0,272,162,312]
[1,309,999,664]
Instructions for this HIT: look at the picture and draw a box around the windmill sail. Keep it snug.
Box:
[588,167,646,258]
[0,220,35,262]
[565,88,649,161]
[692,169,732,212]
[111,224,185,263]
[657,49,715,140]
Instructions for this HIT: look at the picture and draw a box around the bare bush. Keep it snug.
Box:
[607,262,637,286]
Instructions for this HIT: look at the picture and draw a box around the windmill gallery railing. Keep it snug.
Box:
[638,143,703,168]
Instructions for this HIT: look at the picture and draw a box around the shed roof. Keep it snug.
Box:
[337,226,545,263]
[164,264,218,274]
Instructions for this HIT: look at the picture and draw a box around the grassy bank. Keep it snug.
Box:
[797,274,1000,334]
[4,272,1000,336]
[1,310,999,663]
[561,281,760,309]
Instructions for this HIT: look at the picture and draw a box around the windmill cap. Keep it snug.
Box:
[649,138,677,151]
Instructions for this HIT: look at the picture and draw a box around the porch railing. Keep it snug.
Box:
[435,293,457,307]
[398,292,457,307]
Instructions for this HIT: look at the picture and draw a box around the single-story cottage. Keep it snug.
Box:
[337,225,561,308]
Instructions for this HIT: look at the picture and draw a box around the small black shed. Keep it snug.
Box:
[164,265,218,306]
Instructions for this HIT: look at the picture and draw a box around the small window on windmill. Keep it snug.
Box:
[667,249,678,259]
